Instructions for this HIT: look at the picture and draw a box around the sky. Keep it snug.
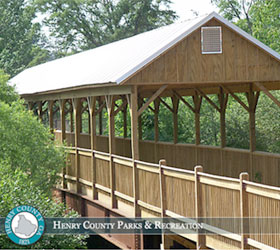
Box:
[171,0,219,20]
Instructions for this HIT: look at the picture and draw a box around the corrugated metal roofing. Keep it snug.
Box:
[10,12,280,95]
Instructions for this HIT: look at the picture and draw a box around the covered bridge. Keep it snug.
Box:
[11,12,280,250]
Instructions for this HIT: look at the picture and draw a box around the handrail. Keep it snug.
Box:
[60,143,280,250]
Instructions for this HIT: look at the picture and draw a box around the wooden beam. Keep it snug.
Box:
[113,98,127,116]
[105,95,117,208]
[173,90,195,113]
[159,97,174,113]
[22,84,132,102]
[221,85,249,112]
[48,100,54,133]
[240,172,249,249]
[94,100,106,116]
[137,85,167,116]
[254,82,280,108]
[87,96,97,200]
[196,88,221,112]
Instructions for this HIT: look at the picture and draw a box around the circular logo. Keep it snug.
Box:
[5,205,45,245]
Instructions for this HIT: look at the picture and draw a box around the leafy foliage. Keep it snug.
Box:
[0,163,87,249]
[211,0,280,52]
[34,0,177,54]
[0,0,49,77]
[0,100,66,194]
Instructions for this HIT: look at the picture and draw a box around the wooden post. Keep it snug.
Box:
[59,99,67,189]
[98,97,103,135]
[193,92,202,145]
[218,88,228,175]
[128,86,140,160]
[154,99,160,163]
[218,88,228,148]
[247,87,259,177]
[59,100,66,142]
[193,92,202,163]
[105,95,117,208]
[37,101,43,122]
[138,98,143,141]
[195,166,206,249]
[88,96,97,200]
[70,100,74,133]
[123,103,128,138]
[159,159,167,249]
[28,101,33,111]
[172,95,179,144]
[48,100,54,133]
[127,86,141,249]
[240,172,249,249]
[73,98,81,194]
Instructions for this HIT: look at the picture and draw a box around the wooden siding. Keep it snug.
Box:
[126,19,280,85]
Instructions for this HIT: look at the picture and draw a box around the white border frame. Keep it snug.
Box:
[201,26,222,54]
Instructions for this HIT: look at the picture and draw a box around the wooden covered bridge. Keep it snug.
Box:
[11,12,280,249]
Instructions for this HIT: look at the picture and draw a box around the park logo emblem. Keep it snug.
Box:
[5,205,45,245]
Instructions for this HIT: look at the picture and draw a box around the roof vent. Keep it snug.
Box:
[201,26,222,54]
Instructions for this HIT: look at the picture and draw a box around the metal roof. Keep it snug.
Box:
[10,12,280,95]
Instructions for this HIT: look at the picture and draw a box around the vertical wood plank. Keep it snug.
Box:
[195,165,206,249]
[240,172,249,249]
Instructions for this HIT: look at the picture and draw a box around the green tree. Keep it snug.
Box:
[0,163,87,249]
[0,0,49,76]
[0,70,65,194]
[211,0,280,52]
[34,0,177,54]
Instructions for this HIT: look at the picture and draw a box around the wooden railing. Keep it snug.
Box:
[55,131,280,186]
[57,139,280,250]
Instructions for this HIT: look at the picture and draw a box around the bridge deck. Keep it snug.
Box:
[56,133,280,250]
